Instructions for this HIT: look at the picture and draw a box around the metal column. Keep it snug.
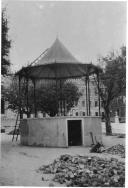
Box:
[26,77,29,118]
[85,76,88,116]
[33,79,37,118]
[59,79,62,115]
[88,75,91,116]
[19,75,22,119]
[97,73,101,116]
[56,79,59,116]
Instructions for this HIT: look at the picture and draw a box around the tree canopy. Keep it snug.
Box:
[4,78,82,117]
[2,8,11,75]
[94,46,126,135]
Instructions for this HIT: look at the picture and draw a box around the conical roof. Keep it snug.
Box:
[16,38,100,79]
[37,38,79,65]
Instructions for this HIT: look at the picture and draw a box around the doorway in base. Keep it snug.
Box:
[67,120,82,146]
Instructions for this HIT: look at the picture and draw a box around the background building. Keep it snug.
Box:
[68,76,104,118]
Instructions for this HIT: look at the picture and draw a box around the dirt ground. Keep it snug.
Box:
[0,133,125,186]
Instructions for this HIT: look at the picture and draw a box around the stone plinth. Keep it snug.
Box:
[20,116,102,147]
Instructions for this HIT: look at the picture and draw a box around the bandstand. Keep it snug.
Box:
[16,38,102,147]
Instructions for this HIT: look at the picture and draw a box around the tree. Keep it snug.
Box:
[3,77,33,117]
[94,47,126,135]
[36,82,82,116]
[4,78,82,117]
[2,8,11,75]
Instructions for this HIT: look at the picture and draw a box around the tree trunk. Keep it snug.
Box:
[20,112,23,119]
[27,113,31,118]
[104,107,112,135]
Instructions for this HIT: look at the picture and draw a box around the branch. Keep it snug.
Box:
[92,74,106,103]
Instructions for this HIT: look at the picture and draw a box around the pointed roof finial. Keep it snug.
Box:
[56,32,59,39]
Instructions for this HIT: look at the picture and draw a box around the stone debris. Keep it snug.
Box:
[103,144,125,158]
[90,142,104,153]
[39,154,125,187]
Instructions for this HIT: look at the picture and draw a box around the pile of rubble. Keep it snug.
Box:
[39,154,125,187]
[103,144,125,158]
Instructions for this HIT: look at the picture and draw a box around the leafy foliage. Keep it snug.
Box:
[36,82,82,116]
[4,78,82,117]
[2,8,11,75]
[94,46,126,135]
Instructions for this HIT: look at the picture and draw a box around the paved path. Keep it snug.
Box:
[102,122,125,134]
[0,121,126,186]
[0,133,125,186]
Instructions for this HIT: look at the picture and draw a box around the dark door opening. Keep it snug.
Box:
[68,120,82,146]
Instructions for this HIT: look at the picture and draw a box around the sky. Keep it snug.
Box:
[2,0,126,72]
